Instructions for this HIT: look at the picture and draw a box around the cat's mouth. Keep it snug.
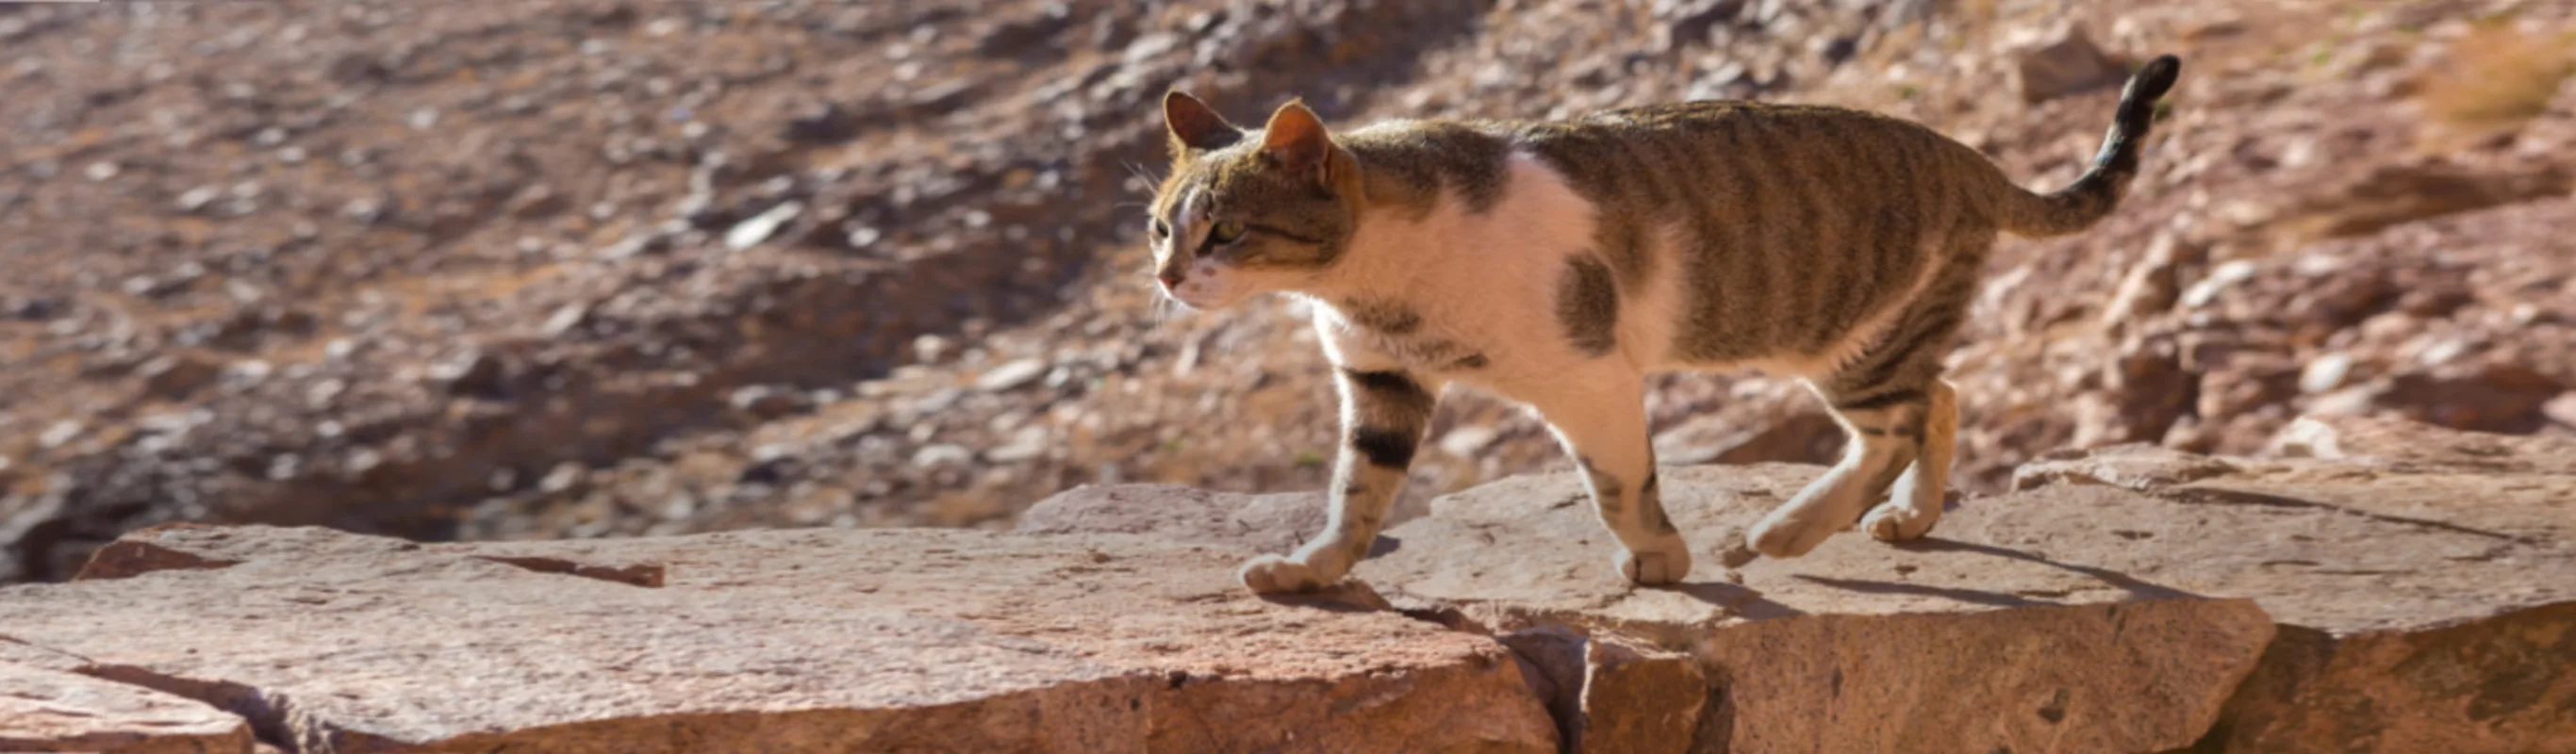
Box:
[1157,266,1235,310]
[1160,288,1221,311]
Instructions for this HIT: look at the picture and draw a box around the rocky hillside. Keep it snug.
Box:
[6,0,2576,582]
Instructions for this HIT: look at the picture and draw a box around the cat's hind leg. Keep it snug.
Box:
[1862,378,1956,542]
[1746,264,1974,559]
[1743,388,1923,559]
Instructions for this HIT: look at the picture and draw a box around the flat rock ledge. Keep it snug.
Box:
[1,527,1553,753]
[1029,416,2576,754]
[3,418,2568,754]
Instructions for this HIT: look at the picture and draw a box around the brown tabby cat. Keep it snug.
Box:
[1147,56,2182,593]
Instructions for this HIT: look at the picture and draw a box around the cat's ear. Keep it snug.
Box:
[1164,90,1242,157]
[1261,99,1336,187]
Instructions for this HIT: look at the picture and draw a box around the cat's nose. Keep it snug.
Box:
[1158,268,1186,288]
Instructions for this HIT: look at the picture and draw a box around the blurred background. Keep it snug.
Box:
[3,0,2572,583]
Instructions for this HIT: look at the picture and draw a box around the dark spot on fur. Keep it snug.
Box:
[1835,386,1928,413]
[1403,338,1468,366]
[1594,485,1627,515]
[1344,300,1423,335]
[1350,426,1419,468]
[1556,254,1619,356]
[1640,471,1677,533]
[1448,352,1490,370]
[1342,369,1427,399]
[1341,369,1435,424]
[1579,457,1626,514]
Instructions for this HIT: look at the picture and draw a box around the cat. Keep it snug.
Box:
[1146,55,2183,593]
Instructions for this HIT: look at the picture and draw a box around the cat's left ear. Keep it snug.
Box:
[1261,100,1338,188]
[1164,90,1242,158]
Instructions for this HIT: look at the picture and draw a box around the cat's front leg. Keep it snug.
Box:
[1523,368,1693,586]
[1240,365,1442,594]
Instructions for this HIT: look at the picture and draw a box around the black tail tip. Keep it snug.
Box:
[2124,54,2183,104]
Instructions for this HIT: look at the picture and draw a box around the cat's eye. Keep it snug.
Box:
[1210,220,1247,244]
[1149,219,1171,239]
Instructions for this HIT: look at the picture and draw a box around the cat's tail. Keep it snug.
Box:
[1995,54,2183,238]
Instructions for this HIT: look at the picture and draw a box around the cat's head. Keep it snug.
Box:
[1146,90,1362,310]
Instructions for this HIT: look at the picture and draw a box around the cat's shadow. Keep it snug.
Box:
[1261,535,2199,623]
[1657,580,1807,620]
[1256,535,1812,621]
[1885,536,2206,601]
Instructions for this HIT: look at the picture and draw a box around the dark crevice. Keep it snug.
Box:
[0,634,93,666]
[77,664,302,753]
[1498,626,1588,753]
[64,534,245,582]
[2172,624,2337,754]
[468,554,665,587]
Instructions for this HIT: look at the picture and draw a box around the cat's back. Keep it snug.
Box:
[1494,98,2010,369]
[1509,99,1989,202]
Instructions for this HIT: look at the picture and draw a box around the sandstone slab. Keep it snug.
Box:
[2015,433,2576,754]
[1019,484,1328,555]
[1,525,1555,753]
[1368,466,2278,754]
[2262,413,2576,476]
[1031,466,2282,753]
[1,657,255,754]
[1028,425,2576,753]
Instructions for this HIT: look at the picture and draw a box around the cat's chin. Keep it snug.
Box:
[1164,290,1247,311]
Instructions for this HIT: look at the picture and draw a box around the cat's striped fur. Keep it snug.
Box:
[1149,56,2183,593]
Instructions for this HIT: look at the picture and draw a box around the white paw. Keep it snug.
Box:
[1239,553,1336,594]
[1617,539,1693,586]
[1862,502,1940,542]
[1746,510,1841,559]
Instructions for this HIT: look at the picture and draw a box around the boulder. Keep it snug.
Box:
[2007,22,2130,104]
[0,525,1556,753]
